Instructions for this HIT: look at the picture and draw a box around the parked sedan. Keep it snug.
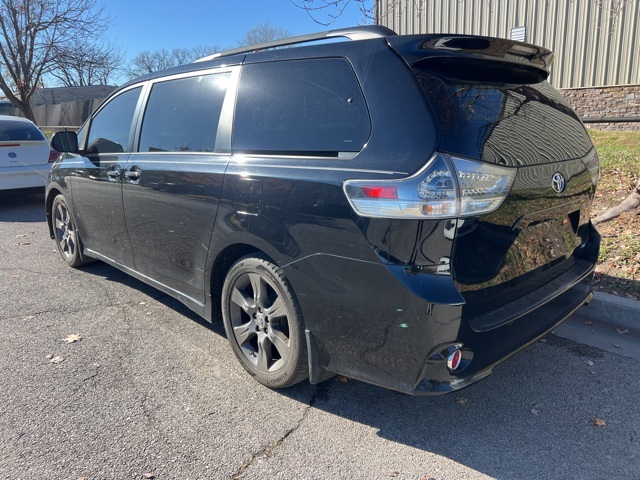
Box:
[0,115,57,192]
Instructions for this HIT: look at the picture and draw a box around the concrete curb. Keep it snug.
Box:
[577,291,640,331]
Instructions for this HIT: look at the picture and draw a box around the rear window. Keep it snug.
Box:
[413,68,593,166]
[0,120,46,142]
[233,58,370,156]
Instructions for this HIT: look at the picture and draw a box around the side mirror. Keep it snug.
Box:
[51,131,79,153]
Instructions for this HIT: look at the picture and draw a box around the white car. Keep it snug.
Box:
[0,115,57,192]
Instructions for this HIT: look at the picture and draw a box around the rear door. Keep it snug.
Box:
[122,68,237,304]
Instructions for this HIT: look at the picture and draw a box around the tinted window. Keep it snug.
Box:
[87,87,142,154]
[234,58,370,155]
[0,120,45,141]
[139,73,230,153]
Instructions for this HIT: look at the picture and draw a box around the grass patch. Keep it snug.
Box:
[589,129,640,299]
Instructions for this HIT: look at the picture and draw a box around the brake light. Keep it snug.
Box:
[360,186,398,199]
[343,153,516,219]
[48,149,60,163]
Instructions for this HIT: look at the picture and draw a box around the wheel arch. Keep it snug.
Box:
[208,243,270,322]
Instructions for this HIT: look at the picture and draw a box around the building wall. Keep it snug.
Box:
[561,84,640,131]
[377,0,640,89]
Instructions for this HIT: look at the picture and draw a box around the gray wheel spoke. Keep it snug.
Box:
[60,237,69,254]
[234,321,255,345]
[265,296,286,319]
[57,204,67,224]
[249,273,267,308]
[55,218,65,231]
[256,334,271,371]
[270,329,290,359]
[231,286,252,313]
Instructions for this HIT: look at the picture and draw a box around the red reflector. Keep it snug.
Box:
[48,150,60,163]
[361,186,398,199]
[447,349,462,371]
[0,144,20,147]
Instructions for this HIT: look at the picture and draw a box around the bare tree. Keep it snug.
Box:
[49,40,124,87]
[0,0,111,121]
[126,45,220,79]
[238,22,291,46]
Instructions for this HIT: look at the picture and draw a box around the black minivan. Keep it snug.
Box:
[47,26,600,395]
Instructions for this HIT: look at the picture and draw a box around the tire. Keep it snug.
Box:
[51,195,91,268]
[221,254,308,388]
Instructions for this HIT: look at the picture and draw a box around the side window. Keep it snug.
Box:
[233,58,370,155]
[138,72,230,153]
[87,87,142,154]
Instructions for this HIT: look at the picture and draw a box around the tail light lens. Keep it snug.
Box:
[583,150,600,186]
[343,153,516,219]
[48,149,61,163]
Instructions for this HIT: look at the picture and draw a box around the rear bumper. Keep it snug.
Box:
[285,226,599,395]
[0,164,50,191]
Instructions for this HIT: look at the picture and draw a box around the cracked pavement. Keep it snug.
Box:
[1,191,639,479]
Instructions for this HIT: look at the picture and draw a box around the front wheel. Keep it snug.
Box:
[221,255,308,388]
[52,195,91,268]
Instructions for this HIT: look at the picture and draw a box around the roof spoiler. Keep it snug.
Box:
[195,25,397,62]
[388,34,554,82]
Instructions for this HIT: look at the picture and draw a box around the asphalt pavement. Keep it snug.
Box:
[1,191,639,480]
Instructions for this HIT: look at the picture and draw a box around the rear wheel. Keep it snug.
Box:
[52,195,90,267]
[221,255,308,388]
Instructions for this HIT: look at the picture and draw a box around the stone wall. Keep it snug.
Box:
[560,85,640,131]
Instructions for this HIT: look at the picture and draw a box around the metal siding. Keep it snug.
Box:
[377,0,640,88]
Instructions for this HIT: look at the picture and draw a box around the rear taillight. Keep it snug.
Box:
[343,153,516,219]
[48,149,60,163]
[583,150,600,186]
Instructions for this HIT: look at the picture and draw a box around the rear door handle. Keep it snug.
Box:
[106,167,121,180]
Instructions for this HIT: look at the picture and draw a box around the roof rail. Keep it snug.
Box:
[195,25,397,62]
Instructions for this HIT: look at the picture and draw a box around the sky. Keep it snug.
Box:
[105,0,367,58]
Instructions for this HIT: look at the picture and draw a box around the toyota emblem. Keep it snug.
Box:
[551,172,566,194]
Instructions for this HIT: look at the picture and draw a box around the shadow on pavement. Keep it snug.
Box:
[0,190,46,223]
[76,258,639,480]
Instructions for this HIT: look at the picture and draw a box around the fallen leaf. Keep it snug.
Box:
[14,242,31,246]
[388,470,399,477]
[15,234,28,238]
[455,396,469,405]
[531,408,540,416]
[142,474,155,479]
[63,334,82,344]
[139,301,147,305]
[586,360,594,367]
[46,354,54,360]
[49,356,64,364]
[615,328,629,334]
[591,418,606,427]
[613,344,621,348]
[335,375,349,384]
